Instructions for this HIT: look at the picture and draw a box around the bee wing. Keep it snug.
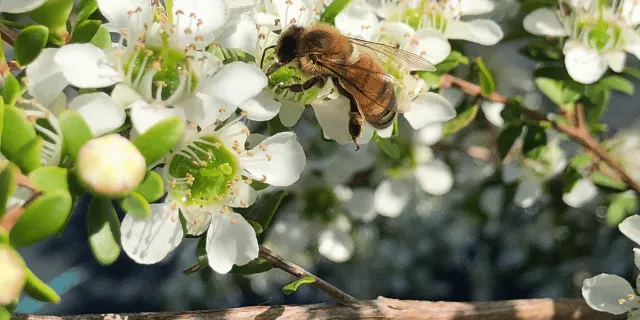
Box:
[348,37,437,72]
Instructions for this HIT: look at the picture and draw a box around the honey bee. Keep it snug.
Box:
[262,23,436,150]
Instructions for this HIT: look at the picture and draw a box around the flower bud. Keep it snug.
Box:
[0,244,25,305]
[77,134,146,197]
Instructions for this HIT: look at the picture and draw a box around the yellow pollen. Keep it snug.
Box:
[214,142,222,149]
[152,61,162,71]
[230,218,239,224]
[290,18,297,24]
[170,215,177,222]
[258,144,266,151]
[246,151,254,157]
[175,9,184,15]
[265,154,272,161]
[184,27,193,35]
[260,175,267,183]
[240,200,248,207]
[619,298,626,305]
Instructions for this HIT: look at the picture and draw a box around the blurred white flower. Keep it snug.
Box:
[606,131,640,181]
[523,0,640,84]
[582,273,639,316]
[121,119,306,273]
[562,178,598,208]
[0,0,46,13]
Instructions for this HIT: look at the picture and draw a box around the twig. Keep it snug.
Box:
[0,23,17,46]
[0,173,41,231]
[433,143,492,161]
[11,297,620,319]
[440,73,640,196]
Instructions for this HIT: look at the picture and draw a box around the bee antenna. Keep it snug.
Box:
[260,45,277,69]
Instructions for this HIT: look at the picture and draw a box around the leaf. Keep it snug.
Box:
[89,26,112,49]
[135,171,164,203]
[583,86,610,125]
[282,275,316,295]
[623,66,640,81]
[118,192,151,219]
[253,190,288,230]
[87,197,121,265]
[14,25,49,66]
[320,0,352,24]
[196,235,208,268]
[522,125,547,159]
[606,192,638,226]
[230,257,273,275]
[267,117,288,134]
[373,133,400,160]
[2,106,42,173]
[569,153,593,169]
[70,19,101,44]
[133,116,185,165]
[597,75,634,95]
[418,71,442,89]
[442,104,478,135]
[591,171,627,191]
[497,125,523,159]
[535,77,563,106]
[28,166,68,193]
[475,58,495,95]
[562,167,582,194]
[28,0,74,36]
[247,220,264,235]
[0,162,18,219]
[519,40,563,61]
[23,265,60,303]
[75,0,98,23]
[501,98,523,125]
[560,81,582,104]
[2,73,21,106]
[59,110,93,159]
[10,190,73,247]
[249,179,269,191]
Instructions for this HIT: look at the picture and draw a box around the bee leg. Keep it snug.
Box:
[348,111,364,151]
[279,76,325,92]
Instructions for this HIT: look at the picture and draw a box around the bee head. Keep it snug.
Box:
[275,25,304,65]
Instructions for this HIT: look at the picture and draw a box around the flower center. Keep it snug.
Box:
[580,18,622,51]
[402,8,448,31]
[167,135,239,207]
[266,63,326,104]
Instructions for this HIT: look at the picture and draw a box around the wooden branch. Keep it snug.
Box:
[12,297,621,320]
[440,73,640,196]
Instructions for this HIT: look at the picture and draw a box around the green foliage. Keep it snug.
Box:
[10,190,72,247]
[230,257,273,274]
[75,0,98,24]
[282,275,316,295]
[247,220,264,234]
[497,125,524,159]
[267,116,289,133]
[243,190,288,231]
[2,74,22,106]
[475,58,495,96]
[14,25,49,66]
[135,171,164,203]
[87,197,121,265]
[23,265,60,303]
[59,110,93,159]
[373,133,400,160]
[28,0,74,37]
[28,167,68,192]
[606,192,638,226]
[119,192,151,219]
[522,125,547,159]
[1,106,42,173]
[501,98,524,125]
[519,40,563,61]
[89,26,112,49]
[320,0,351,24]
[442,104,478,135]
[590,171,627,191]
[133,116,185,165]
[597,75,634,95]
[535,77,564,106]
[0,162,18,219]
[435,50,469,73]
[70,19,102,44]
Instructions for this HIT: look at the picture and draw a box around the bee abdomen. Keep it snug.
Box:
[368,90,397,129]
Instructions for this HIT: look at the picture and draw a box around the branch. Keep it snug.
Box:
[11,297,621,320]
[0,23,17,46]
[440,73,640,196]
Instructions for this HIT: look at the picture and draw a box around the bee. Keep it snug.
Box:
[262,22,436,150]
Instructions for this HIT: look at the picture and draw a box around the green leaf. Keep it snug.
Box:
[119,192,151,219]
[0,225,8,243]
[87,197,121,265]
[28,167,68,193]
[2,106,42,173]
[89,26,112,49]
[569,153,593,169]
[250,179,269,191]
[475,58,495,95]
[196,235,208,269]
[0,162,18,219]
[267,117,288,134]
[70,19,101,44]
[10,190,73,247]
[320,0,351,24]
[135,171,164,203]
[519,40,563,61]
[133,116,185,165]
[230,257,273,275]
[598,75,634,95]
[23,265,60,303]
[606,192,638,226]
[59,110,93,159]
[522,125,547,159]
[583,86,610,125]
[75,0,98,23]
[253,190,288,230]
[562,167,582,194]
[247,220,264,235]
[14,25,49,66]
[28,0,74,36]
[418,71,442,88]
[442,104,478,135]
[591,171,627,191]
[2,73,21,106]
[497,125,523,159]
[373,133,400,160]
[282,275,316,295]
[535,77,563,106]
[560,81,582,104]
[501,98,523,125]
[623,66,640,81]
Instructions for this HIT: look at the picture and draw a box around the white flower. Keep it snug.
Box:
[606,131,640,181]
[562,178,598,208]
[120,118,306,273]
[582,273,638,315]
[523,0,640,84]
[0,0,46,13]
[257,0,317,31]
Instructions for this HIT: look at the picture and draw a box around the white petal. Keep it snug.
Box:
[513,176,542,208]
[582,274,634,315]
[246,133,267,149]
[343,188,376,222]
[564,44,607,84]
[172,0,229,47]
[634,248,640,270]
[312,96,353,145]
[181,208,213,236]
[481,101,505,127]
[413,145,434,165]
[197,93,236,128]
[335,4,378,40]
[239,90,281,121]
[121,203,184,264]
[562,178,597,208]
[130,100,186,135]
[216,15,258,53]
[619,215,640,246]
[226,179,258,207]
[416,123,444,146]
[69,92,126,137]
[459,0,495,15]
[215,120,249,151]
[54,44,122,88]
[622,0,640,24]
[606,51,627,73]
[445,20,503,45]
[203,62,267,106]
[522,8,567,37]
[440,87,465,107]
[318,228,354,263]
[374,122,393,138]
[403,92,456,130]
[406,29,450,65]
[243,132,306,186]
[0,0,45,13]
[415,159,454,196]
[274,0,313,28]
[256,12,280,30]
[206,212,259,274]
[26,48,68,106]
[374,179,411,218]
[97,0,150,31]
[373,22,415,48]
[279,101,305,127]
[111,84,142,109]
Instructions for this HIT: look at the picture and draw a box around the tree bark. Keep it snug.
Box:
[12,297,622,320]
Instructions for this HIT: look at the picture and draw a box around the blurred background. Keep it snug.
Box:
[14,0,640,315]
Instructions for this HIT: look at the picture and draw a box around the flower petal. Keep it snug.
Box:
[606,51,626,73]
[130,100,186,135]
[214,120,249,151]
[562,178,597,208]
[206,212,259,274]
[239,90,281,121]
[274,0,314,28]
[403,92,456,130]
[279,100,305,127]
[197,93,236,128]
[374,122,392,139]
[216,13,258,53]
[312,96,353,145]
[523,8,567,37]
[582,274,634,315]
[459,0,495,15]
[619,215,640,246]
[373,22,415,48]
[0,0,45,13]
[564,43,607,84]
[226,179,258,208]
[406,28,451,65]
[374,179,411,218]
[203,62,267,106]
[97,0,150,31]
[181,208,213,236]
[634,248,640,270]
[54,44,122,88]
[111,83,142,109]
[335,4,378,40]
[445,20,503,45]
[622,0,640,25]
[172,0,229,47]
[243,132,306,186]
[68,92,126,137]
[416,123,444,146]
[343,187,376,222]
[121,203,184,264]
[25,48,68,106]
[514,176,542,208]
[481,101,505,127]
[318,228,354,263]
[415,159,454,196]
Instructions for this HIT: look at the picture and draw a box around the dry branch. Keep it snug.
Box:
[12,297,621,320]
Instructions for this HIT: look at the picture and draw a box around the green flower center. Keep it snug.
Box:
[264,61,323,105]
[167,135,239,207]
[577,18,623,51]
[401,9,447,31]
